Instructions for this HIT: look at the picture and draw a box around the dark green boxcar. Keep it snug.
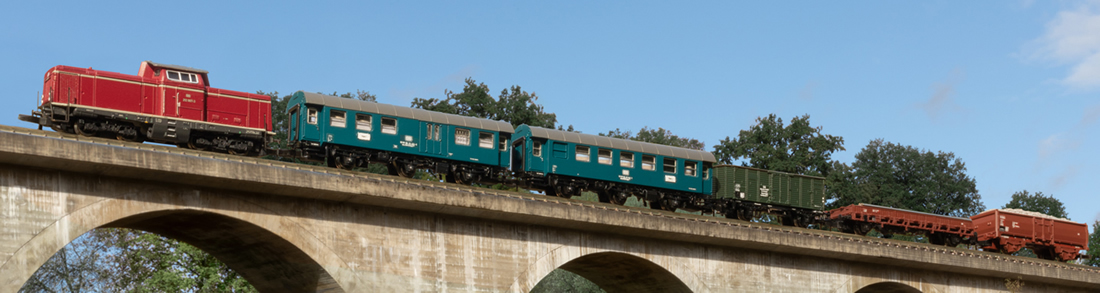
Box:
[712,165,825,210]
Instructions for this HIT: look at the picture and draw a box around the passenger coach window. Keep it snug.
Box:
[664,158,677,174]
[479,132,494,149]
[356,114,371,131]
[620,152,634,168]
[381,117,397,134]
[576,146,590,162]
[455,128,471,146]
[307,108,318,125]
[642,155,655,171]
[330,110,346,127]
[499,137,508,151]
[533,141,542,157]
[598,149,612,165]
[685,161,697,176]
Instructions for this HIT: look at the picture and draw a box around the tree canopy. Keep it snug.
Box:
[1086,221,1099,267]
[827,139,985,217]
[601,127,704,150]
[712,114,844,177]
[411,78,556,128]
[1002,190,1069,219]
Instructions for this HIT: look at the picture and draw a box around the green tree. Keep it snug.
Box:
[829,139,985,217]
[529,269,606,293]
[1002,190,1068,219]
[21,228,255,292]
[601,127,704,150]
[713,114,844,177]
[410,78,557,128]
[1086,221,1099,267]
[20,232,112,292]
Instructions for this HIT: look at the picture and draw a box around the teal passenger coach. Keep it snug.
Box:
[286,91,514,183]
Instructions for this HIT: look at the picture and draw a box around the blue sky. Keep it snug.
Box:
[2,1,1097,231]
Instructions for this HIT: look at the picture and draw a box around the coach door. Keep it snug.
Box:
[420,122,443,156]
[288,105,300,143]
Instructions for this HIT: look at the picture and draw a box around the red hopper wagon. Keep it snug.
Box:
[971,209,1088,261]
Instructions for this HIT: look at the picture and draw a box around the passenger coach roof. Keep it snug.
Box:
[298,91,514,133]
[525,126,716,163]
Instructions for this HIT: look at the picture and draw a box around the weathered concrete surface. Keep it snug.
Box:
[0,125,1097,292]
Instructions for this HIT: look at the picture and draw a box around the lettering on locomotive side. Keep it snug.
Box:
[182,98,197,103]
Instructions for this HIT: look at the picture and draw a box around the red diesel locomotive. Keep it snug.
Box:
[19,61,274,155]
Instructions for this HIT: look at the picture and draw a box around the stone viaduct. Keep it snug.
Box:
[0,125,1097,292]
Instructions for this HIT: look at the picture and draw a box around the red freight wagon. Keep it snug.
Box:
[971,209,1088,261]
[21,61,273,155]
[829,204,973,247]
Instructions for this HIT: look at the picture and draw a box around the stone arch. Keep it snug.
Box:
[855,281,922,293]
[514,246,704,293]
[3,193,347,293]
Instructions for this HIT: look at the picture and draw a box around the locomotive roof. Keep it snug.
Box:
[523,126,717,163]
[144,61,209,74]
[298,91,515,133]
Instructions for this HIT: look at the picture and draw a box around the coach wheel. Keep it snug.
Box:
[609,191,629,205]
[394,162,416,178]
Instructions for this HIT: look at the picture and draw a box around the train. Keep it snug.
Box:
[19,61,1091,262]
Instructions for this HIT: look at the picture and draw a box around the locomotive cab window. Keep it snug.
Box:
[166,70,198,83]
[597,149,612,165]
[664,158,677,174]
[685,161,697,177]
[479,132,494,149]
[642,155,655,171]
[356,114,371,131]
[533,141,542,157]
[576,145,590,162]
[381,117,397,134]
[620,152,634,168]
[330,110,346,127]
[455,128,471,146]
[307,108,318,125]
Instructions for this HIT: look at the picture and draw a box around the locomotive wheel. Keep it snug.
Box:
[186,141,206,151]
[74,123,95,137]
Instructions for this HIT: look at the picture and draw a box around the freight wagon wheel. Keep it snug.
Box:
[852,223,873,236]
[928,233,946,246]
[735,208,753,221]
[945,235,962,247]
